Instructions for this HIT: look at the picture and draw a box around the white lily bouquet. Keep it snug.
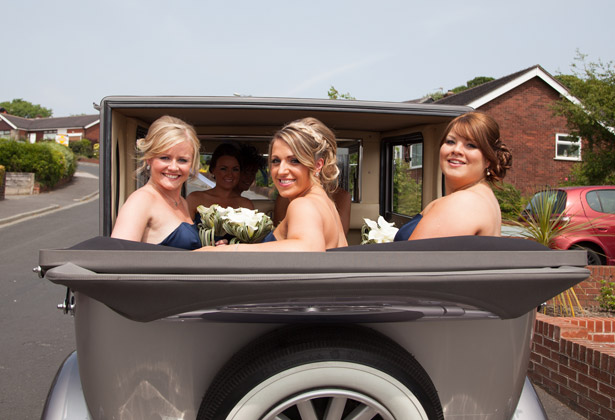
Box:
[196,204,274,246]
[361,216,399,244]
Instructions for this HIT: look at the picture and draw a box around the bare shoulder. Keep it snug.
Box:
[238,197,255,210]
[123,186,157,212]
[286,196,322,219]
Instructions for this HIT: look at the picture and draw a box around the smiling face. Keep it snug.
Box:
[147,140,193,191]
[270,139,313,199]
[439,129,489,193]
[211,155,241,191]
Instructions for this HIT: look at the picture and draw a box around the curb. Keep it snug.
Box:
[0,204,61,226]
[0,190,99,227]
[74,190,99,202]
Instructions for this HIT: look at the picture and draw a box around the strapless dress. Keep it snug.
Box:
[393,214,424,242]
[261,231,277,243]
[159,222,201,250]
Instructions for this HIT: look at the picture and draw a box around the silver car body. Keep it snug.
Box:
[39,97,588,420]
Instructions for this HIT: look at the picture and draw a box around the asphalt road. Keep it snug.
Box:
[0,199,98,419]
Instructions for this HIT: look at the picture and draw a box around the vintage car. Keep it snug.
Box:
[37,96,590,420]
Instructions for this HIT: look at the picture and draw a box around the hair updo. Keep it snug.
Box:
[270,117,339,194]
[209,143,242,172]
[136,115,201,177]
[440,112,513,184]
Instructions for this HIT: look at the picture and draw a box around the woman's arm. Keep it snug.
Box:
[195,197,326,252]
[110,189,152,242]
[409,192,485,240]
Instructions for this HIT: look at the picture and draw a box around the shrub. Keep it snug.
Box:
[69,138,94,158]
[597,280,615,312]
[0,140,76,188]
[47,142,77,179]
[494,182,524,220]
[0,164,5,188]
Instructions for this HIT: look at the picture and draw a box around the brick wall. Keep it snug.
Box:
[530,266,615,419]
[572,266,615,310]
[478,78,583,195]
[529,314,615,419]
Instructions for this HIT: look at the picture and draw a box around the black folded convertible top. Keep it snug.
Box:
[39,235,589,322]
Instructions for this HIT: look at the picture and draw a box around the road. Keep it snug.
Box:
[0,199,98,419]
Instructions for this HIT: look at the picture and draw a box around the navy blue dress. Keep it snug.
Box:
[159,222,201,250]
[261,231,277,243]
[393,214,424,242]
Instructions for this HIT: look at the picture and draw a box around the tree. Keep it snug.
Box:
[553,52,615,184]
[0,98,53,118]
[425,76,494,101]
[327,86,355,100]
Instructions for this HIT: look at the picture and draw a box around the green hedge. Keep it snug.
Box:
[0,164,5,188]
[0,140,76,188]
[69,138,94,158]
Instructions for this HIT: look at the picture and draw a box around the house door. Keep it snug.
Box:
[29,133,36,143]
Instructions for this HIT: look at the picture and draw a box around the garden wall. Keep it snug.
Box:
[529,266,615,420]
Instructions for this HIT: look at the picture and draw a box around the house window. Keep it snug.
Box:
[43,130,57,141]
[409,143,423,169]
[0,130,10,138]
[555,134,581,161]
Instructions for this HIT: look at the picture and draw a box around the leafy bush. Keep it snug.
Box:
[494,182,523,220]
[0,140,76,188]
[69,138,94,158]
[47,142,77,178]
[0,164,5,188]
[597,280,615,312]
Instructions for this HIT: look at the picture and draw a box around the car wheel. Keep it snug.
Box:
[197,326,443,420]
[571,244,605,266]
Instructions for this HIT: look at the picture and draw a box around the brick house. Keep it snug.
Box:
[0,111,100,144]
[433,65,582,195]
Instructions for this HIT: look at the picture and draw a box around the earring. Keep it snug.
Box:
[486,168,491,177]
[146,164,151,171]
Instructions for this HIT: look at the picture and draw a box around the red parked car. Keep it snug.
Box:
[523,186,615,265]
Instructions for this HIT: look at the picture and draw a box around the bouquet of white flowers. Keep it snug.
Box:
[196,205,273,246]
[361,216,398,244]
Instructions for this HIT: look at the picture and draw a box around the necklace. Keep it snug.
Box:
[151,183,179,207]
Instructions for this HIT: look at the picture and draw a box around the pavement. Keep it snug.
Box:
[0,162,99,227]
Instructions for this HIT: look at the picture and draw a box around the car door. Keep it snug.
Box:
[582,187,615,264]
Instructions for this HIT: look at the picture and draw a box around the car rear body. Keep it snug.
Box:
[38,96,590,419]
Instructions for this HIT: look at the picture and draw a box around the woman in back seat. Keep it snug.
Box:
[196,117,347,252]
[111,115,202,250]
[395,112,512,241]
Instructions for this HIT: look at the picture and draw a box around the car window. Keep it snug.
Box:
[586,189,615,214]
[381,134,424,218]
[525,190,567,215]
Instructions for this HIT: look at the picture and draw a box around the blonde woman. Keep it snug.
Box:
[197,117,347,252]
[111,115,202,249]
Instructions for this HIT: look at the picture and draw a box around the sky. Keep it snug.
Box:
[3,0,614,117]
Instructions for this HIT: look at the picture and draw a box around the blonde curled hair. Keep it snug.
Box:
[136,115,201,178]
[270,117,339,194]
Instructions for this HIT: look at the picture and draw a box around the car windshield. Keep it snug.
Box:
[525,190,567,215]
